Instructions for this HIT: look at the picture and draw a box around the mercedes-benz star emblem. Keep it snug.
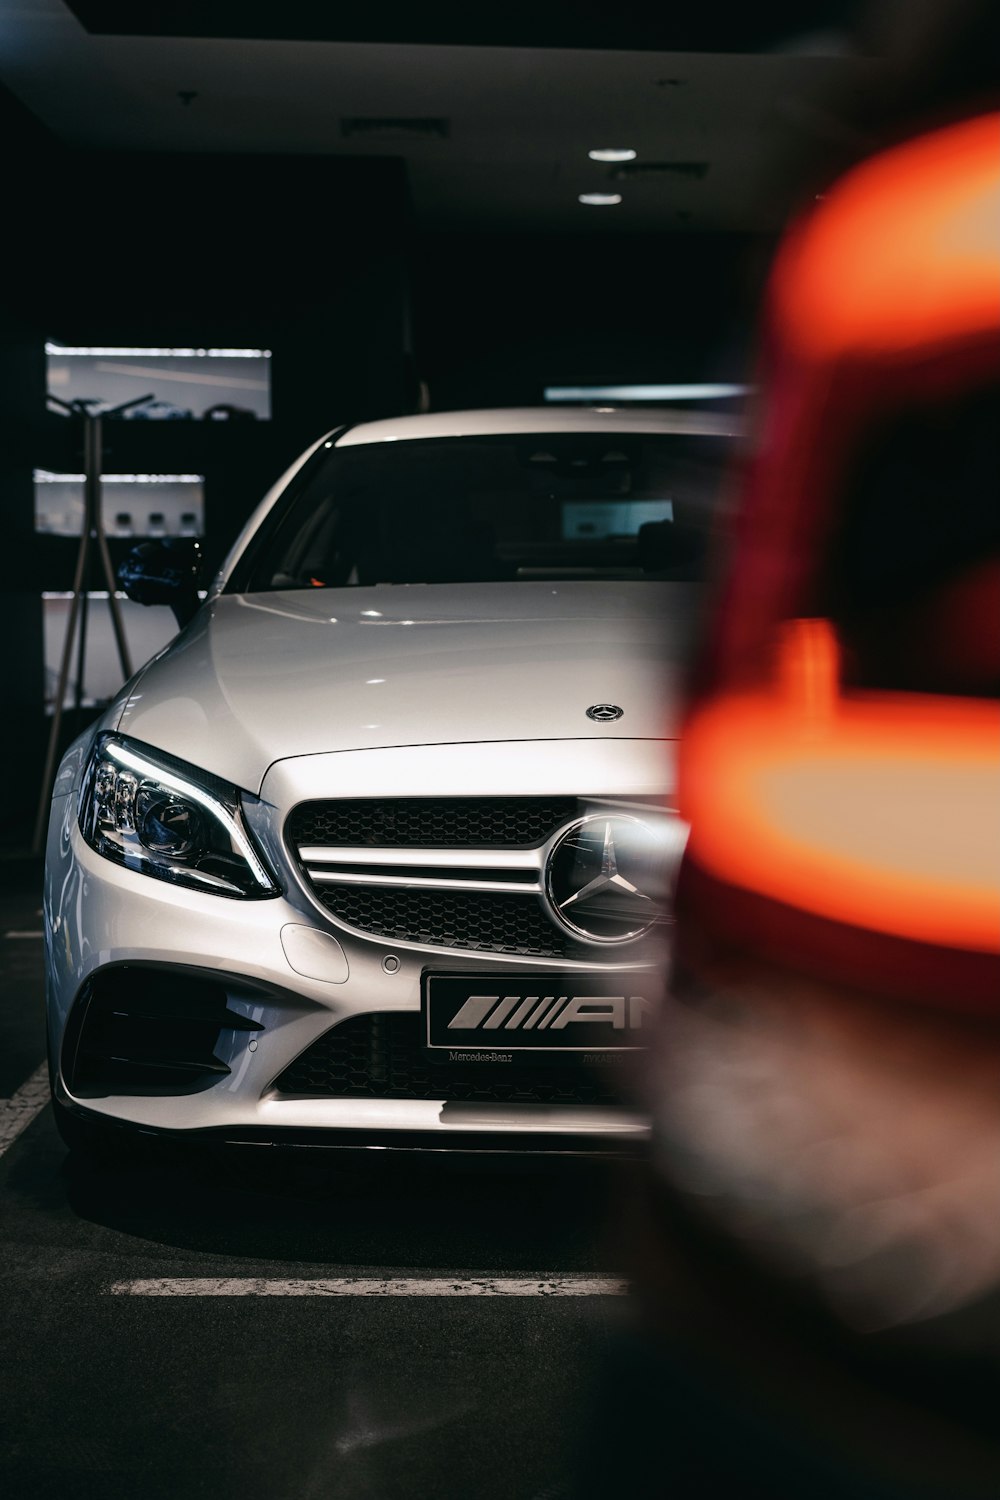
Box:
[586,704,623,722]
[545,814,664,944]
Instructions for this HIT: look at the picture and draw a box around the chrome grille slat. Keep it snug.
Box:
[298,845,544,871]
[306,870,542,895]
[301,838,545,897]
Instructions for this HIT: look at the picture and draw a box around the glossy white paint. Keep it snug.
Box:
[260,738,672,809]
[280,925,350,984]
[333,406,742,445]
[115,581,695,795]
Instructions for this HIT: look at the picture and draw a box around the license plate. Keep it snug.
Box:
[424,973,653,1060]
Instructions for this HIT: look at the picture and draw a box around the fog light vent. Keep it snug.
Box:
[63,967,262,1098]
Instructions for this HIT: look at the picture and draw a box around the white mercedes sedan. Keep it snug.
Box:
[43,407,736,1159]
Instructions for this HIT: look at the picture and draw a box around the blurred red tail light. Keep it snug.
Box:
[677,113,1000,1011]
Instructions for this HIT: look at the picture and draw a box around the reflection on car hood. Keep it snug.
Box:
[116,581,698,793]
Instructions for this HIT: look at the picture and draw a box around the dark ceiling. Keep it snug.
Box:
[1,0,865,233]
[63,1,861,52]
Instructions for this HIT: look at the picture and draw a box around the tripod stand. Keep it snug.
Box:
[32,395,151,853]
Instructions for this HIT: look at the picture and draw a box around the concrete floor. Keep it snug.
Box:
[0,867,631,1500]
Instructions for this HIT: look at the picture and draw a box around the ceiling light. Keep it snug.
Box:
[45,345,270,358]
[588,149,636,163]
[578,193,622,207]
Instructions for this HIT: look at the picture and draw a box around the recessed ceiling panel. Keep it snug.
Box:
[63,0,856,52]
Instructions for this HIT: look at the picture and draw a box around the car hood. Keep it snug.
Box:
[116,581,697,793]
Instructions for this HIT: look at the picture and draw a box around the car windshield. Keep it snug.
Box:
[234,431,733,591]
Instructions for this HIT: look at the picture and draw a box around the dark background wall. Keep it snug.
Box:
[411,231,762,409]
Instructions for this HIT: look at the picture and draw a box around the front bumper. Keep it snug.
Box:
[46,739,668,1147]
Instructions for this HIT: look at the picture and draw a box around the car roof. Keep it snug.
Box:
[335,406,743,446]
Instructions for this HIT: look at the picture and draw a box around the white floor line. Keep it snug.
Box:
[4,930,43,939]
[108,1276,628,1297]
[0,1064,50,1157]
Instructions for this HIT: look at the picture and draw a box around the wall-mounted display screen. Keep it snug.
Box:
[34,471,205,538]
[46,344,271,421]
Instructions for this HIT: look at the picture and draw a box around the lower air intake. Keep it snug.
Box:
[273,1013,629,1107]
[63,967,262,1097]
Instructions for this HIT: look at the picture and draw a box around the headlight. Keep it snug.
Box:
[79,734,277,898]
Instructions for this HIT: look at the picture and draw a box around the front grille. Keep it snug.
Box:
[287,795,664,957]
[313,885,585,958]
[288,796,578,850]
[273,1013,629,1107]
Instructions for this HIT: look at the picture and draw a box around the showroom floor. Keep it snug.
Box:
[0,870,631,1500]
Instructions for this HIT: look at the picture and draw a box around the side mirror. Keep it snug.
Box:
[118,539,204,627]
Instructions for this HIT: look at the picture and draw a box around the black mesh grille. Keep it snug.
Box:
[273,1013,629,1107]
[288,796,578,849]
[313,885,584,958]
